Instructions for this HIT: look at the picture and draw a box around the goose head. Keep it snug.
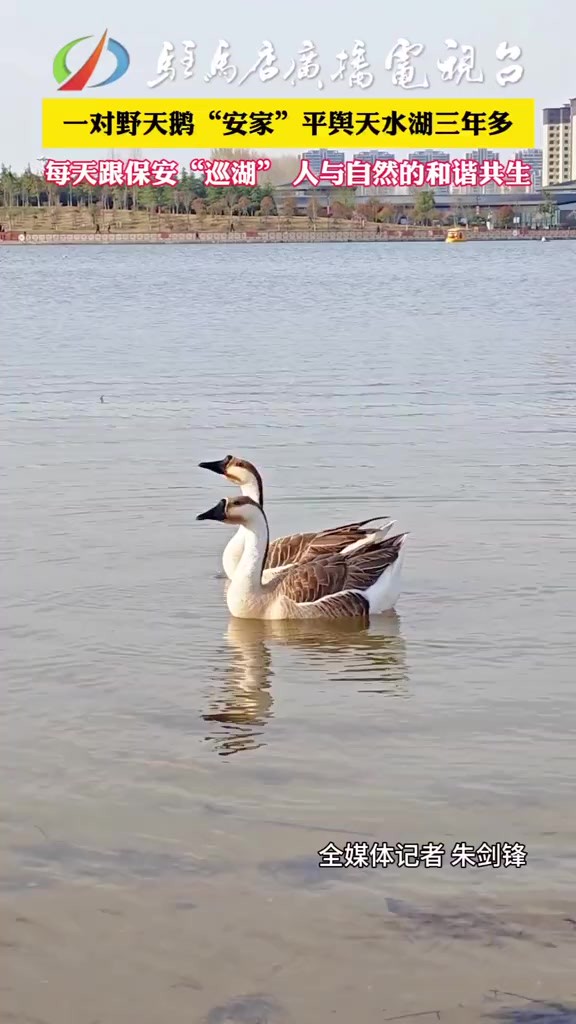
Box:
[198,456,263,505]
[196,495,265,529]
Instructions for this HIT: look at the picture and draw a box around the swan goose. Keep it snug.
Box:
[197,496,407,621]
[198,455,394,583]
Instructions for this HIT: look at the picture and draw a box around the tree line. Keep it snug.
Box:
[0,163,561,228]
[0,164,278,216]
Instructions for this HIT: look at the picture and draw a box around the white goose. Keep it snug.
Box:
[198,455,394,583]
[197,496,407,621]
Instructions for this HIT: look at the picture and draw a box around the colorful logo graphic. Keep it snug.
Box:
[53,30,129,91]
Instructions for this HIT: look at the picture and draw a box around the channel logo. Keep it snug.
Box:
[53,30,129,91]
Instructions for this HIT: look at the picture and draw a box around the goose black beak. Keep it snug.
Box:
[198,458,229,477]
[196,498,227,522]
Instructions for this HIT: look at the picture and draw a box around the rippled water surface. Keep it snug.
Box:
[2,242,576,1023]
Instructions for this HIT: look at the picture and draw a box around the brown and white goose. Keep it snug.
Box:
[198,455,394,583]
[197,496,407,621]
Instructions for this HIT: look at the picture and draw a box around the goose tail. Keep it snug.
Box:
[320,514,390,537]
[339,520,397,556]
[362,533,408,614]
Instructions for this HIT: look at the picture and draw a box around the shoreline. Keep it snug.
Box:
[2,228,575,246]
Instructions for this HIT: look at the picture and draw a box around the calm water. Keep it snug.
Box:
[2,241,576,1024]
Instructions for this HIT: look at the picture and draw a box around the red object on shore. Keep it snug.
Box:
[0,230,23,242]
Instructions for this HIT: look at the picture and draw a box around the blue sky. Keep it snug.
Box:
[1,0,575,170]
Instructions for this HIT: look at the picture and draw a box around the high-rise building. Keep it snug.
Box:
[352,152,398,196]
[543,102,574,186]
[572,98,576,185]
[408,149,451,194]
[301,149,345,175]
[513,149,543,191]
[465,148,499,163]
[449,148,501,195]
[354,150,395,164]
[467,149,501,193]
[409,149,450,163]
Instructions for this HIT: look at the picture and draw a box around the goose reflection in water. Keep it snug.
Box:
[202,614,408,757]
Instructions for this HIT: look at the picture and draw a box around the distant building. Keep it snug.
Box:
[466,149,501,193]
[354,150,395,164]
[353,151,396,197]
[572,98,576,185]
[408,149,451,195]
[512,149,543,192]
[301,149,345,175]
[449,148,500,195]
[409,149,450,163]
[543,102,574,186]
[465,148,500,162]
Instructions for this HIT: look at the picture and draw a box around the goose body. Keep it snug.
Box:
[199,455,393,583]
[197,496,407,621]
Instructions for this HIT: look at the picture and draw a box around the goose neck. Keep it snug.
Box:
[240,475,263,507]
[231,510,270,594]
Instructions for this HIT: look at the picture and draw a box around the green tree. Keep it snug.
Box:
[111,185,127,211]
[45,180,59,208]
[20,166,37,206]
[413,188,435,225]
[539,190,557,228]
[0,165,18,207]
[139,187,158,226]
[189,175,206,199]
[0,163,293,231]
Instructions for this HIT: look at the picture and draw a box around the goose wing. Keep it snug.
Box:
[299,591,371,619]
[273,534,406,606]
[266,531,321,571]
[265,516,388,571]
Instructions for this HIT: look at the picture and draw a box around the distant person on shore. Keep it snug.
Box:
[107,224,111,233]
[95,224,100,234]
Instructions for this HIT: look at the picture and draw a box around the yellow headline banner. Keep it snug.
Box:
[43,97,535,150]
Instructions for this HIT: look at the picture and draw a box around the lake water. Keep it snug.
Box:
[2,241,576,1024]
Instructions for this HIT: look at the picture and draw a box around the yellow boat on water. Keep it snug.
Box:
[445,228,467,243]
